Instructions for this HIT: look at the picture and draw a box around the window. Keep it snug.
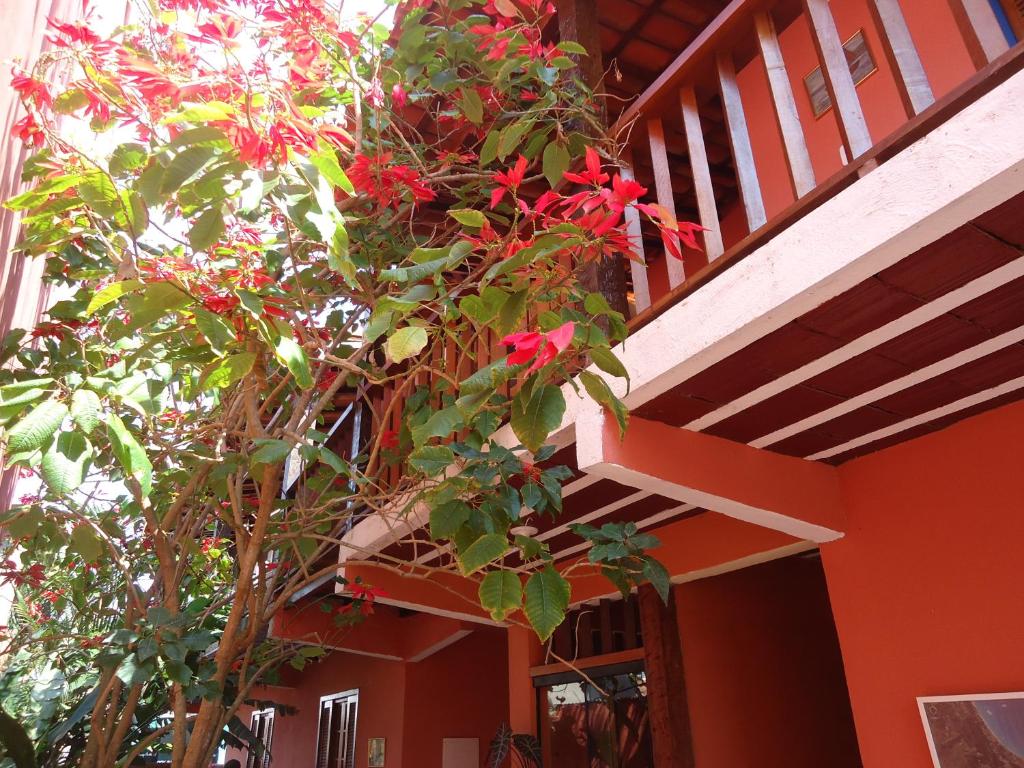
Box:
[315,689,359,768]
[246,708,275,768]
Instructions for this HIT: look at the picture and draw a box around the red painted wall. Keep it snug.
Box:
[227,628,508,768]
[676,554,862,767]
[822,399,1024,767]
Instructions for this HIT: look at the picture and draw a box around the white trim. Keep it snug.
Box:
[536,490,651,542]
[692,256,1024,433]
[551,503,695,562]
[405,628,473,662]
[291,638,403,662]
[806,373,1024,460]
[752,323,1024,448]
[369,596,504,627]
[561,474,600,496]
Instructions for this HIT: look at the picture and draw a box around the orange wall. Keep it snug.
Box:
[676,555,862,768]
[227,628,508,768]
[821,398,1024,767]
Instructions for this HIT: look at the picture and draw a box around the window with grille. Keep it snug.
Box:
[315,689,359,768]
[245,708,275,768]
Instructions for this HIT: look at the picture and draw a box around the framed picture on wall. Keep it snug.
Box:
[803,29,877,118]
[368,737,386,768]
[918,692,1024,767]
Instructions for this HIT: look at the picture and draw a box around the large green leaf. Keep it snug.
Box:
[460,89,484,125]
[458,533,508,575]
[386,326,428,363]
[160,146,215,194]
[524,566,570,641]
[86,280,142,315]
[105,413,153,497]
[188,206,224,252]
[40,431,91,495]
[579,371,628,439]
[70,389,102,435]
[408,445,454,475]
[479,570,522,621]
[193,308,236,355]
[542,140,570,187]
[199,352,257,390]
[310,148,355,193]
[511,384,565,453]
[449,208,487,228]
[429,500,472,540]
[274,337,313,389]
[78,171,120,216]
[5,399,67,453]
[69,523,103,563]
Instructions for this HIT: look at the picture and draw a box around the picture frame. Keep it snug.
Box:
[803,29,877,119]
[918,691,1024,767]
[368,737,386,768]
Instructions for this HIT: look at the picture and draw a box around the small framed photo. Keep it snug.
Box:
[803,29,877,118]
[368,737,386,767]
[918,691,1024,767]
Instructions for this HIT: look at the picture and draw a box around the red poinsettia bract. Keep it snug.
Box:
[501,321,575,375]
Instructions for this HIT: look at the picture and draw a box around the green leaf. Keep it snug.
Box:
[163,100,236,124]
[497,288,529,336]
[430,500,471,540]
[250,439,294,467]
[511,384,565,454]
[460,89,484,125]
[111,282,194,338]
[69,523,103,563]
[558,40,588,55]
[458,533,508,575]
[160,146,214,194]
[5,399,67,453]
[0,703,38,768]
[497,118,534,160]
[105,413,153,498]
[642,557,671,603]
[200,352,257,390]
[386,326,428,363]
[86,280,142,315]
[479,570,522,622]
[70,390,101,435]
[193,308,236,355]
[274,336,313,389]
[128,192,149,235]
[590,347,629,383]
[579,371,628,439]
[480,131,501,166]
[109,143,149,175]
[409,445,454,476]
[542,140,570,187]
[411,406,462,446]
[188,207,224,252]
[449,208,487,228]
[40,431,91,495]
[310,149,355,193]
[79,172,119,216]
[524,566,570,641]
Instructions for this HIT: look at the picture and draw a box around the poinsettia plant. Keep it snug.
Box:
[0,0,690,764]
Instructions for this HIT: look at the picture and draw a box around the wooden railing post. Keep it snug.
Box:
[620,148,652,314]
[947,0,1011,67]
[716,51,767,232]
[679,86,724,262]
[868,0,935,116]
[803,0,873,159]
[647,117,687,288]
[755,11,817,199]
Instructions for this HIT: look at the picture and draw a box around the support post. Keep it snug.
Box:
[679,86,724,262]
[947,0,1011,67]
[620,148,652,315]
[508,625,543,736]
[638,584,695,768]
[868,0,935,116]
[647,117,688,287]
[716,51,767,232]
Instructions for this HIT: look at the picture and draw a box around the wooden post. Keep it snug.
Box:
[868,0,935,116]
[620,149,652,315]
[716,52,767,232]
[647,117,687,288]
[679,86,724,263]
[508,625,543,735]
[638,584,695,768]
[755,11,816,198]
[803,0,873,159]
[947,0,1011,67]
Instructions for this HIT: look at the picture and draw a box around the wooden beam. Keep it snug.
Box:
[947,0,1011,67]
[679,86,724,262]
[803,0,873,159]
[639,584,695,768]
[868,0,935,116]
[755,11,816,198]
[647,117,687,287]
[557,0,605,104]
[716,51,767,232]
[576,408,846,542]
[620,149,652,314]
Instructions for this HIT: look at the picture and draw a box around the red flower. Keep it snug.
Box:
[380,429,399,450]
[563,146,609,186]
[501,321,574,375]
[490,154,529,209]
[13,113,44,147]
[11,71,52,109]
[347,153,436,208]
[391,83,408,108]
[203,293,240,315]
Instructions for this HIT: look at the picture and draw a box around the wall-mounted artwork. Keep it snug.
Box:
[918,692,1024,767]
[803,29,877,118]
[368,737,386,767]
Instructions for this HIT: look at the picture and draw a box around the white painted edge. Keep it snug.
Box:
[405,628,474,663]
[369,596,503,627]
[288,638,404,662]
[551,502,695,562]
[696,256,1024,433]
[806,373,1024,460]
[536,490,651,542]
[753,322,1024,448]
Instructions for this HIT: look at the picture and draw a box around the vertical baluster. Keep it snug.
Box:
[947,0,1011,67]
[716,52,767,233]
[619,148,652,314]
[679,86,724,261]
[868,0,935,116]
[646,117,687,288]
[755,11,816,198]
[803,0,873,159]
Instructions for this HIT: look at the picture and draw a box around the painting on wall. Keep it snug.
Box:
[919,692,1024,767]
[368,737,386,768]
[803,29,877,118]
